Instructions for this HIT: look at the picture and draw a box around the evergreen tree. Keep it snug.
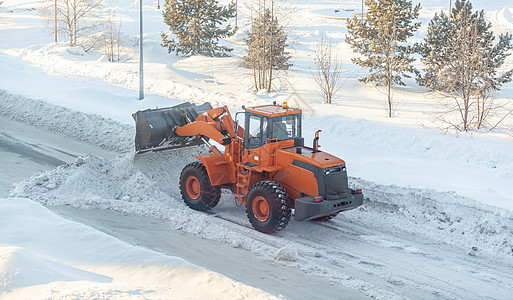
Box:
[346,0,420,117]
[161,0,236,57]
[244,5,291,92]
[417,0,513,131]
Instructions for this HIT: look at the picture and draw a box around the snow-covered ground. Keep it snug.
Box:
[0,198,278,299]
[1,0,513,299]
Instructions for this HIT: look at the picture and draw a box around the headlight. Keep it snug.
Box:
[324,166,346,175]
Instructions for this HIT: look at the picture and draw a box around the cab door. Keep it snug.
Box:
[243,113,269,165]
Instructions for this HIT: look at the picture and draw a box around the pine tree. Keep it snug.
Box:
[161,0,236,57]
[346,0,420,117]
[244,4,291,92]
[417,0,513,131]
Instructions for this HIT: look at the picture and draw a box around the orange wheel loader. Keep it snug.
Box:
[133,102,363,233]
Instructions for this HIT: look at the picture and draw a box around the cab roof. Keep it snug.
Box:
[245,104,302,117]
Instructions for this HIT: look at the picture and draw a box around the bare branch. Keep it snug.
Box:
[312,33,343,104]
[40,0,104,46]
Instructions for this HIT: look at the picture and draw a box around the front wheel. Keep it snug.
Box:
[180,162,221,211]
[246,181,291,234]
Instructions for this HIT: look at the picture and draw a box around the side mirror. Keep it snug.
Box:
[234,111,244,135]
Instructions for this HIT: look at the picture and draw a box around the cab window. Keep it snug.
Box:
[245,114,268,149]
[270,114,301,141]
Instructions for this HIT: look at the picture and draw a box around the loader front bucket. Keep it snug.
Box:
[132,102,213,153]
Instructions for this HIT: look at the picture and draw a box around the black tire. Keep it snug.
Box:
[180,162,221,211]
[313,213,339,222]
[246,181,291,234]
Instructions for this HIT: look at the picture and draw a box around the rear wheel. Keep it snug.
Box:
[246,181,291,234]
[180,162,221,211]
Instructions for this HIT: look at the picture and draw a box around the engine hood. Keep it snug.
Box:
[277,147,346,169]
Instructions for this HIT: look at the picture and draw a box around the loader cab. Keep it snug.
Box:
[244,104,302,150]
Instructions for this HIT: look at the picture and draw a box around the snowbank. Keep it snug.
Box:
[0,198,277,299]
[0,89,133,153]
[350,178,513,257]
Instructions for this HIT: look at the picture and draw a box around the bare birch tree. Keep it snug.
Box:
[313,33,343,104]
[40,0,103,46]
[100,10,125,62]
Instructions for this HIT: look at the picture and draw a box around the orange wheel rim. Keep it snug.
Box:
[186,176,201,200]
[252,196,270,222]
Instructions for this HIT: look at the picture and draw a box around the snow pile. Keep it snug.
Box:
[9,150,261,242]
[10,150,270,247]
[0,90,133,153]
[347,178,513,257]
[10,152,198,218]
[274,246,299,262]
[0,198,277,299]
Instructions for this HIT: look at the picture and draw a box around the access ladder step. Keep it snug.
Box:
[234,194,246,202]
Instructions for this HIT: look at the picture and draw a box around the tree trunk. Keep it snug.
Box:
[267,1,274,91]
[54,0,58,42]
[387,81,392,118]
[462,90,469,131]
[386,49,392,117]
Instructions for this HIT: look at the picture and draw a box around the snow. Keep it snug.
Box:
[9,151,513,258]
[6,147,513,298]
[1,0,513,299]
[0,116,116,197]
[0,198,277,299]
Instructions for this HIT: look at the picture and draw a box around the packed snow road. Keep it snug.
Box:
[50,205,369,300]
[62,200,513,300]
